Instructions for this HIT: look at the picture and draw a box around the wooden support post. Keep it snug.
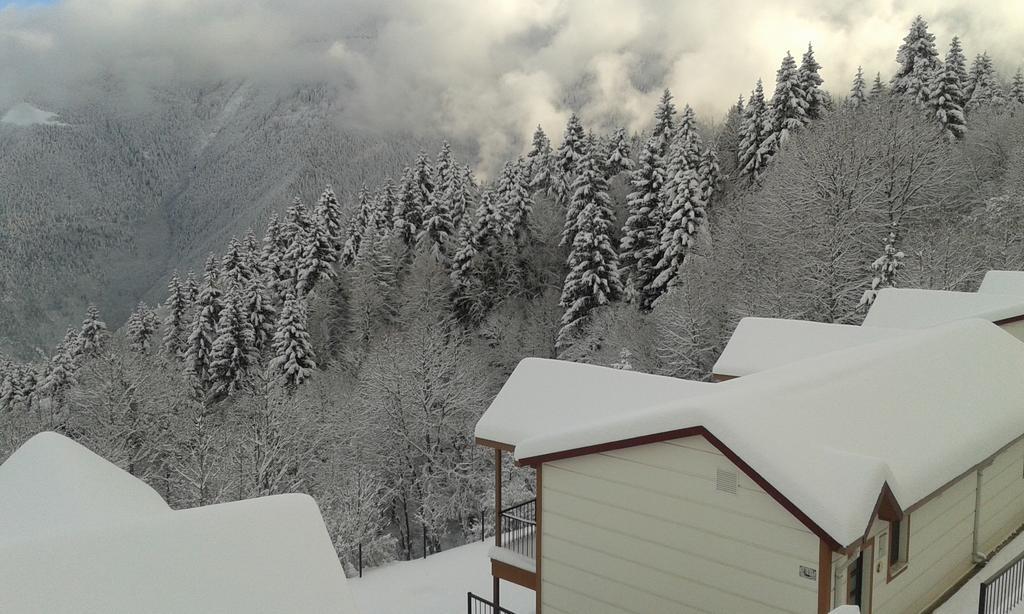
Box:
[495,448,502,548]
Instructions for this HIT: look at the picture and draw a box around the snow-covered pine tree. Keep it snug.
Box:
[184,270,199,303]
[315,185,344,251]
[946,37,969,94]
[1011,69,1024,105]
[738,80,769,181]
[126,301,157,353]
[40,328,79,401]
[554,113,586,208]
[78,304,108,356]
[221,237,248,291]
[162,272,189,359]
[850,66,867,107]
[526,125,553,195]
[557,136,623,350]
[242,229,264,281]
[891,15,941,104]
[392,167,421,247]
[209,290,257,399]
[560,132,593,248]
[470,188,504,254]
[291,217,337,296]
[434,141,455,199]
[245,272,276,354]
[620,135,666,311]
[185,256,224,392]
[798,43,827,120]
[870,72,887,97]
[416,168,456,265]
[697,147,720,208]
[342,187,372,266]
[604,127,633,177]
[759,51,808,165]
[648,121,707,299]
[374,179,396,236]
[260,214,287,299]
[860,223,905,307]
[652,89,676,146]
[448,166,475,234]
[929,40,968,141]
[495,160,533,243]
[967,52,1005,110]
[269,293,316,390]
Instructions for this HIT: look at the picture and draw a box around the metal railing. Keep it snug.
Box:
[499,498,536,560]
[467,592,517,614]
[979,549,1024,614]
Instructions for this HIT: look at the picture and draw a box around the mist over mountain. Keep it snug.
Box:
[0,80,433,357]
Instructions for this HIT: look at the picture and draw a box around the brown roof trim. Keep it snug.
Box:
[475,437,515,452]
[995,313,1024,326]
[518,426,843,551]
[711,373,737,382]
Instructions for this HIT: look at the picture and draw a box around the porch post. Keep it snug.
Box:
[494,448,502,609]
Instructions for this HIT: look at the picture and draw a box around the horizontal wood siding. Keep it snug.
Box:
[979,437,1024,554]
[866,472,976,614]
[540,437,819,614]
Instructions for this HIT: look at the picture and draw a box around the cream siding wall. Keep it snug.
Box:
[865,473,976,614]
[999,320,1024,342]
[978,437,1024,554]
[540,436,820,614]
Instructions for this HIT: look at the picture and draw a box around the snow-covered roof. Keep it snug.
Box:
[978,270,1024,297]
[493,320,1024,547]
[474,358,715,448]
[713,317,908,378]
[862,288,1024,328]
[0,433,356,613]
[0,431,171,546]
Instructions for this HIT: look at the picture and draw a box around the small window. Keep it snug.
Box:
[889,516,909,570]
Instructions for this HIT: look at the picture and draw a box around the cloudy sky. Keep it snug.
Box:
[2,0,1023,160]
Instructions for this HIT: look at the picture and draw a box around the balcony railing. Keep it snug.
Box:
[980,547,1024,614]
[467,592,517,614]
[499,498,536,560]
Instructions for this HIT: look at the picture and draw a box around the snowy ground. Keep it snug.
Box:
[349,540,536,614]
[936,531,1024,614]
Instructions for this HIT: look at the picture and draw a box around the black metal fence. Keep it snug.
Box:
[499,498,536,559]
[979,549,1024,614]
[467,592,517,614]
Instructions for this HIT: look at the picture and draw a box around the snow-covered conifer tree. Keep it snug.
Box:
[557,136,623,350]
[620,136,666,311]
[738,80,769,181]
[288,217,337,296]
[392,167,421,247]
[967,52,1005,110]
[269,293,316,390]
[448,166,475,233]
[40,329,78,410]
[860,223,905,307]
[799,43,827,120]
[496,161,533,243]
[342,187,372,266]
[604,127,633,177]
[554,113,586,207]
[374,180,396,236]
[434,141,455,198]
[929,41,968,141]
[1011,69,1024,105]
[416,170,456,265]
[652,89,676,146]
[315,185,344,250]
[162,272,189,359]
[870,72,887,97]
[221,237,248,290]
[470,188,503,254]
[850,66,867,107]
[209,290,257,398]
[526,125,553,194]
[185,256,223,392]
[245,273,276,354]
[260,214,287,298]
[78,304,108,356]
[184,270,199,303]
[759,51,807,164]
[648,124,707,299]
[126,301,157,353]
[891,15,941,104]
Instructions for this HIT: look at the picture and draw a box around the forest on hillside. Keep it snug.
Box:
[2,15,1024,573]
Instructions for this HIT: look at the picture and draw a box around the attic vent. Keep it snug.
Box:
[716,468,738,495]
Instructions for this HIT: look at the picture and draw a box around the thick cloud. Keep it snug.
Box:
[2,0,1022,168]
